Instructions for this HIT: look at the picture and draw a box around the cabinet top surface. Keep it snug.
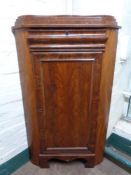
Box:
[13,15,119,30]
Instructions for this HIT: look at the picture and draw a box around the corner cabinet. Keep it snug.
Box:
[12,15,119,168]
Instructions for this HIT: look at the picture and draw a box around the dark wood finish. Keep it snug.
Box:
[12,15,119,168]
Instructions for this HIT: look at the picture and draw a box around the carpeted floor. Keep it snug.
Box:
[12,158,130,175]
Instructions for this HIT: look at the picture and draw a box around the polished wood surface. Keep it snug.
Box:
[12,15,119,168]
[13,15,119,29]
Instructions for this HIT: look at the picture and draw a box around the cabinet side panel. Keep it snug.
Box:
[95,30,118,164]
[14,31,40,165]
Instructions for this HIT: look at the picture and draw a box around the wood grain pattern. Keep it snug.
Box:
[14,31,40,165]
[12,15,119,168]
[12,15,119,29]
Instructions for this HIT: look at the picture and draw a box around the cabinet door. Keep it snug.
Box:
[32,52,102,154]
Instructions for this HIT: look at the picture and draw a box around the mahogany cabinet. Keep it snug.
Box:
[12,15,119,168]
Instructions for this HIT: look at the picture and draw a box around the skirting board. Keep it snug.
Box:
[105,133,131,173]
[0,149,29,175]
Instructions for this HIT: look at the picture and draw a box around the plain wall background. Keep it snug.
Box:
[0,0,131,164]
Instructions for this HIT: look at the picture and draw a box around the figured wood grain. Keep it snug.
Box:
[12,15,119,29]
[95,29,119,164]
[12,15,119,168]
[28,30,107,52]
[14,31,40,165]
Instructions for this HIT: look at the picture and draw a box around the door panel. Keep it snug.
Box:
[32,53,102,153]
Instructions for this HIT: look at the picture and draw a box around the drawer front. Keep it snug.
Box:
[31,52,103,154]
[28,29,107,52]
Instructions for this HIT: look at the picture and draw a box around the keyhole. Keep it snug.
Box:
[65,31,69,36]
